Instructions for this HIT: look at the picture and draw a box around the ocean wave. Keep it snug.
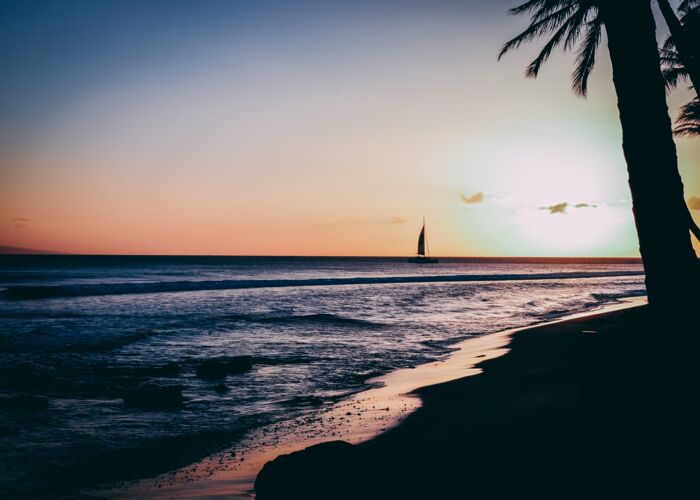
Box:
[0,330,155,354]
[2,271,645,300]
[525,288,648,322]
[591,289,647,301]
[213,312,385,328]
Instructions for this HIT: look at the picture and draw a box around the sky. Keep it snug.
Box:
[1,0,699,256]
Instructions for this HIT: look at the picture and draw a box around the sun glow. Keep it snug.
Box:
[515,204,627,254]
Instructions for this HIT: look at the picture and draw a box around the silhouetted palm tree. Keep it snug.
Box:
[657,1,700,242]
[658,0,700,91]
[499,0,697,307]
[659,1,700,137]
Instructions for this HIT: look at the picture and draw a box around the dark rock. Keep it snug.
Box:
[14,361,37,377]
[196,356,253,379]
[196,360,228,379]
[0,425,15,436]
[211,383,229,393]
[227,356,253,374]
[255,441,357,499]
[8,361,41,386]
[0,394,49,411]
[160,362,182,375]
[122,385,183,410]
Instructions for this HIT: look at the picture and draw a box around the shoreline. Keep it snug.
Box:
[102,296,647,499]
[254,295,696,498]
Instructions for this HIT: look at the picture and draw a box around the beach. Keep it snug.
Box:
[0,256,647,497]
[255,298,699,498]
[110,298,648,498]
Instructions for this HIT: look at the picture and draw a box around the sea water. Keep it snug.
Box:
[0,256,645,495]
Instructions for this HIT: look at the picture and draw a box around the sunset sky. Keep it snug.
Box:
[1,0,699,256]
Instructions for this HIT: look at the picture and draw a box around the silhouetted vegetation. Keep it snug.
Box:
[659,0,700,137]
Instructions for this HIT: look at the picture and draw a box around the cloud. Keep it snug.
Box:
[461,192,484,204]
[390,216,406,224]
[541,202,569,214]
[12,217,30,229]
[689,197,700,210]
[539,202,598,214]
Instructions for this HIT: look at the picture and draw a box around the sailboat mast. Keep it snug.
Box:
[423,216,430,257]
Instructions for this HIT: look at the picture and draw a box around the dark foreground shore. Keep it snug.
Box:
[256,304,699,498]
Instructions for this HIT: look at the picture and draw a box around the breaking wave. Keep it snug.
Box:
[2,271,644,300]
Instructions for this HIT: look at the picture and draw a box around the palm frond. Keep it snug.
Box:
[679,0,700,15]
[526,7,591,78]
[572,15,602,96]
[674,98,700,137]
[509,0,570,17]
[498,4,578,60]
[499,0,598,95]
[659,46,688,90]
[663,66,690,90]
[563,4,595,50]
[662,35,676,51]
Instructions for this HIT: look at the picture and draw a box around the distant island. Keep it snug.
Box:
[0,245,61,255]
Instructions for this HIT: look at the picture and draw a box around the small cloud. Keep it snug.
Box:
[541,202,569,215]
[390,216,406,224]
[12,217,30,229]
[461,192,484,204]
[539,202,598,214]
[689,196,700,210]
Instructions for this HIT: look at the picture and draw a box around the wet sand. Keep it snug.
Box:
[102,298,646,499]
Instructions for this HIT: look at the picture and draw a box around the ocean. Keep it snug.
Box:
[0,256,646,496]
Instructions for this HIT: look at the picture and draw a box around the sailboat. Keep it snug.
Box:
[407,217,439,264]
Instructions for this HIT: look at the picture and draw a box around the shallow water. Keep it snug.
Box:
[0,256,645,495]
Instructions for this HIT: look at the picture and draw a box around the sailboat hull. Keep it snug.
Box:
[406,257,439,264]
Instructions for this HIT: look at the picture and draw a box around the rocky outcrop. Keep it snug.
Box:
[195,356,253,379]
[122,384,184,410]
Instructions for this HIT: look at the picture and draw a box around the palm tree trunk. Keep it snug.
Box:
[599,0,697,307]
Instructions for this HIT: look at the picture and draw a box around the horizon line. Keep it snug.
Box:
[0,251,643,261]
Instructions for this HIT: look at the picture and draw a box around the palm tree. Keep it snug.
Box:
[657,0,700,91]
[659,1,700,137]
[658,2,700,241]
[662,41,700,137]
[499,0,697,307]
